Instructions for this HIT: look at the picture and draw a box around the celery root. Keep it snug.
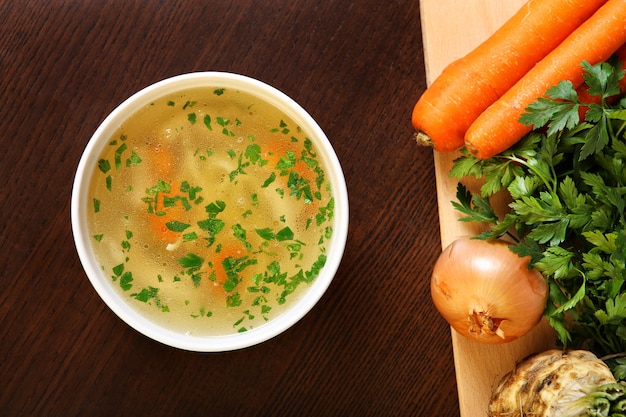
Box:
[488,349,623,417]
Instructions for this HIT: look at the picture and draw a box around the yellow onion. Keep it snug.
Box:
[430,236,548,344]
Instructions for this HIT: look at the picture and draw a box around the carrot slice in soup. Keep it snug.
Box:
[262,136,313,182]
[148,183,185,244]
[204,242,247,295]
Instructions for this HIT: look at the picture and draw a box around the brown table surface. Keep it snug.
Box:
[1,1,458,415]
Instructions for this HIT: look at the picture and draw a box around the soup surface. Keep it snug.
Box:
[88,86,334,336]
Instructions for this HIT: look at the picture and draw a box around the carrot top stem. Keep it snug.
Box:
[414,131,434,148]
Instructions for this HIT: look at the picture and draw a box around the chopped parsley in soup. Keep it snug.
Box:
[88,87,334,335]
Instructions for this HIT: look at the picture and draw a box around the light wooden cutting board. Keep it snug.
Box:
[418,1,557,416]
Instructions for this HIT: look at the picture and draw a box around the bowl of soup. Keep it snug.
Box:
[71,72,348,352]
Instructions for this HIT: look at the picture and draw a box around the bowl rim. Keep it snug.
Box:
[71,71,349,352]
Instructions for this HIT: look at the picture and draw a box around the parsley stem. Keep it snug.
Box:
[507,155,557,194]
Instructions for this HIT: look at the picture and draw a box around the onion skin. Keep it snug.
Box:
[430,237,548,344]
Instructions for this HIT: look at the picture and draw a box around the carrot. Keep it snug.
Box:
[147,182,185,244]
[465,0,626,160]
[204,242,247,295]
[262,134,320,212]
[146,144,183,244]
[152,142,175,183]
[411,0,607,152]
[262,135,312,182]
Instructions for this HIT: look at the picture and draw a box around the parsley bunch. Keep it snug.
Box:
[450,58,626,375]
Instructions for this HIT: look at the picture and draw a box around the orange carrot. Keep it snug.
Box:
[465,0,626,160]
[411,0,607,152]
[151,142,175,183]
[145,144,182,243]
[262,135,312,182]
[204,242,246,295]
[148,182,185,244]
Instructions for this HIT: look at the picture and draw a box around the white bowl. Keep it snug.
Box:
[71,72,349,352]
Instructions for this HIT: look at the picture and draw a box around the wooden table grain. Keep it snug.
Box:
[0,1,458,415]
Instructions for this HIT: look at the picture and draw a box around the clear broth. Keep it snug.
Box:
[88,86,334,336]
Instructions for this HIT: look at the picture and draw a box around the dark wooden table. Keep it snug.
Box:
[1,1,459,415]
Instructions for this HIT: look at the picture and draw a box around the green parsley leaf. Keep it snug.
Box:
[166,221,190,232]
[205,200,226,217]
[262,172,276,188]
[197,218,225,235]
[255,228,275,241]
[232,224,252,250]
[177,253,204,269]
[119,271,133,291]
[203,115,212,130]
[275,226,294,241]
[244,144,262,164]
[114,143,128,170]
[98,159,111,174]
